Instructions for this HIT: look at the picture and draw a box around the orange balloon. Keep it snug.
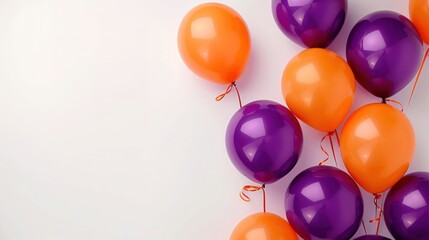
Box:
[230,213,298,240]
[340,103,415,194]
[177,3,251,85]
[410,0,429,44]
[282,48,356,132]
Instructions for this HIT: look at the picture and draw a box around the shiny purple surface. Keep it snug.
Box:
[353,235,391,240]
[346,11,423,99]
[384,172,429,240]
[225,100,303,184]
[272,0,347,48]
[285,166,363,240]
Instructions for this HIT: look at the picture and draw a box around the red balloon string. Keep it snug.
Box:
[319,131,338,167]
[215,82,243,108]
[239,184,266,213]
[334,129,340,147]
[369,193,383,235]
[385,99,404,112]
[319,133,330,165]
[328,133,338,167]
[408,47,429,107]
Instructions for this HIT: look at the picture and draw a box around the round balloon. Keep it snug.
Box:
[346,11,423,99]
[272,0,347,48]
[178,3,250,84]
[340,103,415,194]
[410,0,429,44]
[384,172,429,240]
[353,235,392,240]
[282,48,355,132]
[230,212,298,240]
[226,100,303,184]
[285,166,364,240]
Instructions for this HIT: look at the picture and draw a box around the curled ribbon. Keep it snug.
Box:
[215,82,243,108]
[369,193,383,236]
[408,48,429,107]
[239,184,266,213]
[319,131,338,167]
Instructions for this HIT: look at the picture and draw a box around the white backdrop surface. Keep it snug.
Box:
[0,0,428,239]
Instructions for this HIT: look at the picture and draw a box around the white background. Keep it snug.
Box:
[0,0,428,239]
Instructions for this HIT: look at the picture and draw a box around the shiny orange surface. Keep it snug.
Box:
[282,48,356,132]
[177,3,250,85]
[340,103,415,194]
[410,0,429,44]
[230,213,298,240]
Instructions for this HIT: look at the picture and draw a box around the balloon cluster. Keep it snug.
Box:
[178,1,429,239]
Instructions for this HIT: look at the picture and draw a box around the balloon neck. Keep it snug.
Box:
[382,99,404,112]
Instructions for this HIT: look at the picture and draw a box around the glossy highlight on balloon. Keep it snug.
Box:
[226,100,303,184]
[285,166,364,240]
[410,0,429,44]
[346,11,423,99]
[384,172,429,240]
[340,103,415,194]
[177,3,251,85]
[230,213,298,240]
[282,48,356,132]
[272,0,347,48]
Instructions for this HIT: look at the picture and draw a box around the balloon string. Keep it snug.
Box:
[215,82,243,108]
[361,219,368,235]
[385,99,404,112]
[232,83,243,108]
[369,193,383,236]
[408,47,429,107]
[319,133,330,165]
[239,184,266,213]
[319,131,338,167]
[328,133,338,167]
[215,84,232,101]
[334,129,340,147]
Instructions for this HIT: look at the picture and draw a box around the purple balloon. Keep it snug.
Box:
[225,100,303,184]
[285,166,363,240]
[346,11,423,99]
[353,235,392,240]
[272,0,347,48]
[384,172,429,240]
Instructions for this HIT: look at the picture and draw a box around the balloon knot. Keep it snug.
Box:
[385,99,404,112]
